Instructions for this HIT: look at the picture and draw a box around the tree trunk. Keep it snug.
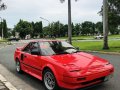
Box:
[68,0,72,44]
[103,0,109,49]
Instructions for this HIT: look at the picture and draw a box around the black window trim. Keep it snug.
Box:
[22,41,42,56]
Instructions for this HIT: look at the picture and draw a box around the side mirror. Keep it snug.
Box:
[31,50,40,55]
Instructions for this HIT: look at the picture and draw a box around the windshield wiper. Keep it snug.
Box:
[53,52,70,55]
[65,47,76,50]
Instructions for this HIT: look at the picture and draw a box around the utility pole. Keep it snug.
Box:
[60,0,78,44]
[103,0,109,49]
[40,17,50,24]
[40,17,51,37]
[68,0,72,44]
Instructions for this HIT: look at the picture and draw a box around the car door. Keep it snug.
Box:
[21,42,33,72]
[28,42,42,78]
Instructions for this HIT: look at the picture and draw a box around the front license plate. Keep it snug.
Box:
[104,74,113,81]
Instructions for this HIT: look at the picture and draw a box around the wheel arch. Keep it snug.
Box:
[15,57,19,62]
[42,64,59,81]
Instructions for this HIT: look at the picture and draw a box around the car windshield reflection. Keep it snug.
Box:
[39,41,79,56]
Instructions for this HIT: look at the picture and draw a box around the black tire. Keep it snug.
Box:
[43,69,59,90]
[16,60,23,73]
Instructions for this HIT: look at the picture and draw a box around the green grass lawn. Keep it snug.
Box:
[57,35,120,53]
[73,40,120,53]
[58,35,120,40]
[57,36,93,40]
[109,35,120,39]
[0,39,8,43]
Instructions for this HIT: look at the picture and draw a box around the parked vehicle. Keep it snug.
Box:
[94,35,104,39]
[8,37,20,41]
[14,40,114,90]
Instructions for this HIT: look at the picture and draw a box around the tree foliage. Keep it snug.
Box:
[99,0,120,35]
[0,19,8,38]
[108,0,120,34]
[13,20,43,39]
[0,0,7,11]
[31,21,43,38]
[73,23,81,36]
[95,22,103,35]
[12,20,119,39]
[81,21,95,35]
[3,19,8,38]
[42,21,104,37]
[14,20,33,39]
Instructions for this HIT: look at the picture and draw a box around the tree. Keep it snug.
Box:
[14,20,33,39]
[60,24,68,37]
[108,0,120,13]
[43,21,67,38]
[95,22,103,35]
[74,23,81,36]
[81,21,95,35]
[0,0,7,10]
[100,0,120,35]
[12,29,16,37]
[60,0,78,44]
[3,19,8,38]
[99,0,120,49]
[107,0,120,35]
[31,22,35,38]
[32,21,43,38]
[43,26,50,37]
[0,0,7,39]
[108,10,120,35]
[51,21,61,37]
[0,19,8,38]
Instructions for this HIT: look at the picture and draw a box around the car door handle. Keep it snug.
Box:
[21,54,27,60]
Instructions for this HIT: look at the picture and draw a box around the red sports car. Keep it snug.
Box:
[14,40,114,90]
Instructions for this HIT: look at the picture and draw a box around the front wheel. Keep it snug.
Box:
[43,69,59,90]
[16,60,23,73]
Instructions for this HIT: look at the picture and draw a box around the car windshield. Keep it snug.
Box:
[39,41,79,56]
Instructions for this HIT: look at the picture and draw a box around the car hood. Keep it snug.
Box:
[50,52,108,69]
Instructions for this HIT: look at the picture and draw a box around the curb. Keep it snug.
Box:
[82,50,120,55]
[0,74,17,90]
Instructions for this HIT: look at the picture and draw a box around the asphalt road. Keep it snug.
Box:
[0,43,120,90]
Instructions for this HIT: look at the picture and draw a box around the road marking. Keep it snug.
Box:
[0,75,7,82]
[0,74,17,90]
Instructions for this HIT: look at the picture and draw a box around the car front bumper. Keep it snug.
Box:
[58,66,114,89]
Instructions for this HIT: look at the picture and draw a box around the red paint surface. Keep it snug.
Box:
[14,40,114,89]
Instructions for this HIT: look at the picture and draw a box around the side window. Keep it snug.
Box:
[22,43,31,53]
[30,42,40,55]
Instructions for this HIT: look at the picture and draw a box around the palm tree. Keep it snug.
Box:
[0,0,7,39]
[103,0,109,49]
[0,0,7,11]
[60,0,78,44]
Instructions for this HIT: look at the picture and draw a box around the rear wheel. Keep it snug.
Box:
[43,69,59,90]
[16,60,23,73]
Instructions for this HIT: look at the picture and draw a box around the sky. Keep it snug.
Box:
[1,0,103,28]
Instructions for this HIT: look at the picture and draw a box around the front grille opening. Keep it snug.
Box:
[81,77,105,85]
[77,77,86,81]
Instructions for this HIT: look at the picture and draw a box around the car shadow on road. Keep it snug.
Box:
[14,71,111,90]
[15,71,46,90]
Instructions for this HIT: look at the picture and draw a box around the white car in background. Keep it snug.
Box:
[94,35,104,39]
